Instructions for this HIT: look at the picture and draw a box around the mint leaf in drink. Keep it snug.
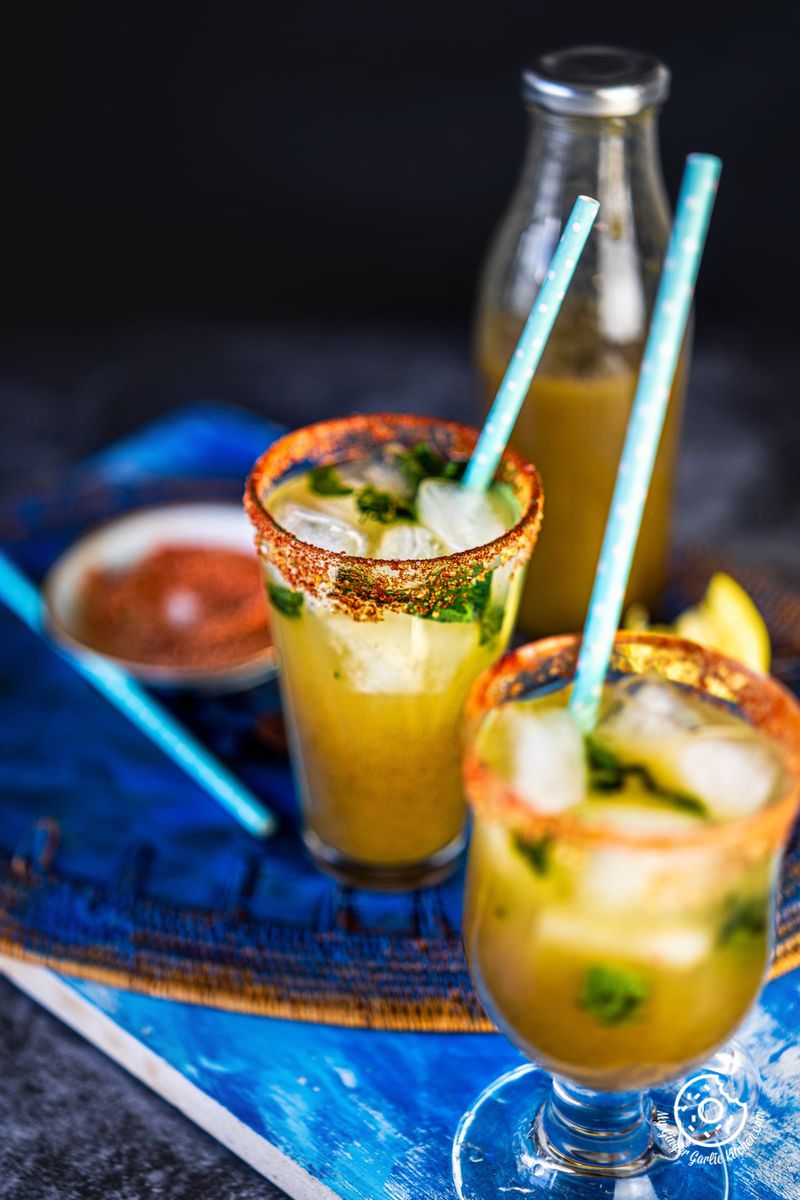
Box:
[466,574,491,614]
[429,571,494,624]
[586,736,621,773]
[513,833,552,876]
[628,764,706,814]
[580,965,650,1026]
[355,485,414,524]
[397,442,447,482]
[479,603,505,646]
[585,736,706,813]
[441,459,467,482]
[590,769,624,792]
[719,895,768,946]
[267,583,304,619]
[309,465,353,496]
[432,604,473,623]
[586,736,624,791]
[395,442,468,494]
[649,783,706,815]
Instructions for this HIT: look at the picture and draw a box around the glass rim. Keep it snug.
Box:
[244,412,543,619]
[464,631,800,853]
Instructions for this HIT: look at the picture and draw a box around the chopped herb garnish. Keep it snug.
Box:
[267,583,304,619]
[719,895,768,946]
[432,603,475,623]
[580,965,650,1026]
[513,833,552,876]
[586,736,624,791]
[465,573,491,615]
[397,442,446,482]
[654,787,706,815]
[309,465,353,496]
[590,767,626,792]
[479,603,505,646]
[396,442,468,490]
[584,736,706,813]
[355,485,414,524]
[586,736,621,773]
[429,572,494,625]
[441,459,467,482]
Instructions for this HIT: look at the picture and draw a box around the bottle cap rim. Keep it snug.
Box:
[522,45,670,117]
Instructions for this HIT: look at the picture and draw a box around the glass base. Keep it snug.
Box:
[303,827,465,890]
[453,1064,732,1199]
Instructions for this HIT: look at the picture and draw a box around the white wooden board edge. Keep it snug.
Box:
[0,954,341,1200]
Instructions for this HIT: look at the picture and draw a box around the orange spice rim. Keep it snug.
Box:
[464,631,800,853]
[244,413,543,619]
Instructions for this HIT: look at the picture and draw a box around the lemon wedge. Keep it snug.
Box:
[673,573,770,672]
[625,573,771,673]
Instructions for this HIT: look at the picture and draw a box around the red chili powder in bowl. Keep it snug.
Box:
[77,544,273,670]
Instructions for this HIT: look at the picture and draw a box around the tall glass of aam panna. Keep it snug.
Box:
[245,413,542,890]
[454,632,800,1200]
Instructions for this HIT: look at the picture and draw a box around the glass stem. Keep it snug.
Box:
[534,1078,654,1175]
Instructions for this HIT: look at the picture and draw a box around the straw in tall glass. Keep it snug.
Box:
[452,155,747,1200]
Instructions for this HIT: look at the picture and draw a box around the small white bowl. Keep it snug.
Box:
[43,502,278,693]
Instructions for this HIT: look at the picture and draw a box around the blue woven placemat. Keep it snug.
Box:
[1,401,799,1026]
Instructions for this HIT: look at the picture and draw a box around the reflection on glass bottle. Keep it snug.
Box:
[475,46,689,636]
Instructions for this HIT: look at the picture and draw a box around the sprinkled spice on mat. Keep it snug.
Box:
[78,544,272,669]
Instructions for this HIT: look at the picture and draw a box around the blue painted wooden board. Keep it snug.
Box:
[2,957,799,1198]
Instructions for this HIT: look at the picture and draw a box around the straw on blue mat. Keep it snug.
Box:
[569,153,722,732]
[0,550,276,839]
[463,194,600,491]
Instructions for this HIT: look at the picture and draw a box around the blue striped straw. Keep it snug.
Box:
[463,194,600,491]
[569,153,722,732]
[0,550,277,838]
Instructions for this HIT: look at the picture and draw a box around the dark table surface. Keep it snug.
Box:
[0,320,798,1199]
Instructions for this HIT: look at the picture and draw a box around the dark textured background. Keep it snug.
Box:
[2,3,799,1196]
[3,1,800,329]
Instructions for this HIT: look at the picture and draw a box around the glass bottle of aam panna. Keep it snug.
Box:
[475,46,690,636]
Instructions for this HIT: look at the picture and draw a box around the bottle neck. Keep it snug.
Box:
[521,106,668,223]
[501,106,671,354]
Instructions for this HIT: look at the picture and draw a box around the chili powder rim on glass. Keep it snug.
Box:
[464,631,800,855]
[244,412,544,621]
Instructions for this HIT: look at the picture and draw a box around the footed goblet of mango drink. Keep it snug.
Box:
[454,632,800,1199]
[245,414,542,889]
